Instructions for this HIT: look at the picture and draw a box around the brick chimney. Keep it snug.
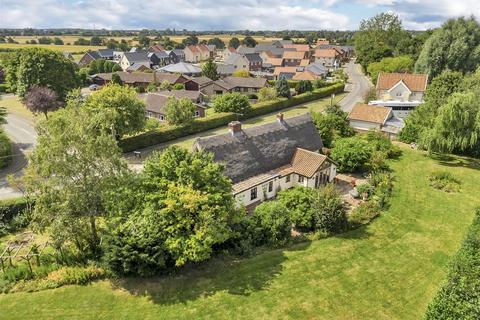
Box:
[228,121,242,135]
[276,113,284,123]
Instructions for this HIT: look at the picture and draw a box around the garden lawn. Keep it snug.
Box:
[1,148,479,319]
[0,95,34,120]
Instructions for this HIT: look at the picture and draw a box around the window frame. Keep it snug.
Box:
[250,187,258,200]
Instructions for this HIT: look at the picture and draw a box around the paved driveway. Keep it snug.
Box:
[339,60,372,113]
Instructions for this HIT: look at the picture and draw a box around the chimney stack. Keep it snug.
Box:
[276,113,284,123]
[228,121,242,135]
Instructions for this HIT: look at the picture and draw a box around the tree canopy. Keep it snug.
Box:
[213,92,251,114]
[228,37,241,49]
[165,97,196,126]
[202,59,219,80]
[24,85,62,119]
[415,17,480,78]
[2,48,78,99]
[84,84,146,137]
[367,56,414,84]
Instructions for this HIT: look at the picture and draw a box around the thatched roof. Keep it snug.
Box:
[193,113,323,183]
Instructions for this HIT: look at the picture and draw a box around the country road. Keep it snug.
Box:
[339,60,372,112]
[0,101,37,199]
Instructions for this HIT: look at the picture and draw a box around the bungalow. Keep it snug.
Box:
[97,49,115,60]
[91,72,195,90]
[119,52,151,71]
[292,71,318,81]
[369,73,428,118]
[193,113,337,208]
[158,62,203,77]
[313,49,340,68]
[348,103,404,139]
[304,62,329,78]
[145,90,206,121]
[273,66,300,80]
[201,76,267,96]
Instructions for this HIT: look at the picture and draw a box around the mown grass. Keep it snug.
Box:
[0,95,35,120]
[0,43,104,53]
[0,148,479,319]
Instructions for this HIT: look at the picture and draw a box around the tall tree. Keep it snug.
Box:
[415,17,480,77]
[367,55,413,84]
[165,97,196,126]
[242,36,258,48]
[202,59,219,80]
[228,37,241,49]
[212,92,251,114]
[207,37,225,49]
[275,78,291,98]
[84,84,146,137]
[354,13,407,69]
[24,85,62,119]
[2,48,78,99]
[25,99,129,258]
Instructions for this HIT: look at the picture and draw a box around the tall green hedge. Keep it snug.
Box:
[425,209,480,319]
[119,82,344,152]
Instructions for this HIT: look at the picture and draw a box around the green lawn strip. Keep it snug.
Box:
[1,147,479,320]
[0,95,35,121]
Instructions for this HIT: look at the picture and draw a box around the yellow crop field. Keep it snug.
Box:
[0,43,104,53]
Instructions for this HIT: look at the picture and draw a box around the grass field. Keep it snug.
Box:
[0,43,104,53]
[0,148,478,319]
[0,95,36,121]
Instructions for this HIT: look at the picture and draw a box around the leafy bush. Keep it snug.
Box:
[428,171,461,193]
[369,172,394,208]
[295,80,313,94]
[277,186,315,231]
[356,183,374,196]
[425,209,480,319]
[275,78,291,98]
[348,201,381,226]
[213,92,251,114]
[257,87,277,102]
[144,117,161,131]
[311,184,347,233]
[0,130,13,169]
[119,83,345,152]
[173,83,185,90]
[0,197,32,236]
[331,137,372,172]
[10,266,106,293]
[252,201,292,247]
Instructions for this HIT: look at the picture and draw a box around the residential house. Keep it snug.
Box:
[149,51,172,67]
[201,76,267,96]
[271,40,293,47]
[216,63,236,77]
[262,57,284,72]
[292,71,318,81]
[369,73,428,118]
[193,113,337,208]
[282,51,309,67]
[222,47,236,61]
[316,39,330,46]
[236,46,256,55]
[313,49,340,68]
[273,66,300,80]
[244,53,262,71]
[148,44,165,53]
[78,50,101,66]
[187,76,214,90]
[97,49,115,60]
[283,44,311,59]
[225,53,250,72]
[348,103,404,139]
[158,62,202,77]
[165,49,185,63]
[119,52,151,71]
[113,51,124,63]
[304,62,329,78]
[91,72,196,90]
[145,90,206,121]
[340,46,355,59]
[184,45,211,62]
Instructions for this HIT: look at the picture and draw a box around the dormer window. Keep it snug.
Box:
[396,92,401,97]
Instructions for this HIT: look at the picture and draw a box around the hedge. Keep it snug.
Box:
[0,197,30,224]
[425,209,480,319]
[119,82,344,152]
[0,130,13,169]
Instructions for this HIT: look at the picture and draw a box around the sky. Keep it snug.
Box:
[0,0,479,31]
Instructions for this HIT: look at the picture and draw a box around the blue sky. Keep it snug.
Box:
[0,0,478,30]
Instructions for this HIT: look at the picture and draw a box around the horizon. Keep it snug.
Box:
[0,0,478,31]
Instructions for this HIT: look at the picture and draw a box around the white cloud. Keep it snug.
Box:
[0,0,350,30]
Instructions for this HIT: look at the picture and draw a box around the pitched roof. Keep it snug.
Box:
[97,49,114,58]
[283,44,310,52]
[292,71,317,81]
[144,94,169,114]
[348,103,392,125]
[236,47,256,55]
[305,63,329,76]
[198,44,211,53]
[299,59,310,67]
[159,62,202,74]
[188,76,213,86]
[265,57,283,67]
[149,44,165,53]
[216,64,236,76]
[273,66,298,76]
[187,45,200,54]
[244,53,262,63]
[194,113,324,183]
[123,51,150,63]
[85,51,101,60]
[126,63,150,72]
[222,76,267,89]
[93,72,154,84]
[156,90,202,101]
[376,73,428,92]
[314,49,338,58]
[279,148,328,178]
[283,51,306,60]
[225,53,248,65]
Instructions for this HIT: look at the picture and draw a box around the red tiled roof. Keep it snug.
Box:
[314,49,338,58]
[377,73,428,92]
[348,103,392,125]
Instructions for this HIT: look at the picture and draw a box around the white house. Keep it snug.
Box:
[193,113,337,209]
[369,73,428,118]
[348,103,404,140]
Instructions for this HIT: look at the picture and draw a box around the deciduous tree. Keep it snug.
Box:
[165,97,196,126]
[24,85,62,119]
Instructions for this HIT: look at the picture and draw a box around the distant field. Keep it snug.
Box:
[0,43,104,53]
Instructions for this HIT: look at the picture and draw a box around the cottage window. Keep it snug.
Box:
[194,110,200,117]
[250,187,258,200]
[298,176,304,183]
[268,181,273,192]
[286,174,291,183]
[159,115,165,121]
